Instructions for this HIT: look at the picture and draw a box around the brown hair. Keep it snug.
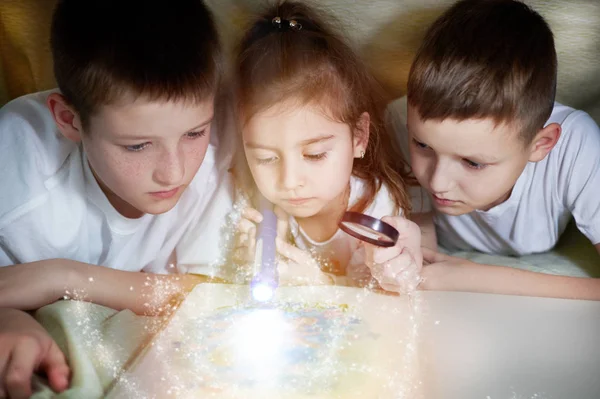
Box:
[407,0,557,143]
[50,0,222,129]
[235,1,413,215]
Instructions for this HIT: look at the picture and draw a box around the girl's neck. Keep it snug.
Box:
[296,183,350,243]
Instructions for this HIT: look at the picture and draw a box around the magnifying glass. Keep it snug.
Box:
[338,212,399,247]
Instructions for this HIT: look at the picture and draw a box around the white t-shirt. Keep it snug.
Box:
[0,90,234,274]
[289,176,399,285]
[388,96,600,256]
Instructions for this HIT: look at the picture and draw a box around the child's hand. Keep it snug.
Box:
[235,206,331,285]
[364,216,423,294]
[233,207,263,266]
[273,207,331,286]
[232,205,288,265]
[418,247,476,292]
[275,237,333,286]
[0,308,70,398]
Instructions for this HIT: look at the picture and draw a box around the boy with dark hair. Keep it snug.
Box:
[0,0,233,395]
[386,0,600,300]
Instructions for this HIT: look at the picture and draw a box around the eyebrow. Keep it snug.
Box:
[120,115,214,140]
[245,134,335,150]
[299,134,335,146]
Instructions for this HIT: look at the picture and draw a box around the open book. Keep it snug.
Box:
[106,284,423,399]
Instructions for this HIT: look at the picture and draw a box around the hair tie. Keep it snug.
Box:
[272,16,302,31]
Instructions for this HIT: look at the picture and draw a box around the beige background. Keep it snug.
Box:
[1,0,599,122]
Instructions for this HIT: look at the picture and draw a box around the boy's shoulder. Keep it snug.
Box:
[548,102,599,151]
[0,90,77,169]
[0,90,79,224]
[545,102,598,138]
[507,103,600,251]
[539,102,600,188]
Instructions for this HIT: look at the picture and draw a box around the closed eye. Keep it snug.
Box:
[125,142,151,152]
[256,156,278,165]
[185,129,207,139]
[412,138,430,149]
[463,159,486,170]
[304,152,328,161]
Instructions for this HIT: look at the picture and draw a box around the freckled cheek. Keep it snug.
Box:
[186,140,206,158]
[124,159,146,179]
[184,141,210,171]
[105,151,148,183]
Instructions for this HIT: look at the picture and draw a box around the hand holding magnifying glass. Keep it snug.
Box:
[339,212,423,294]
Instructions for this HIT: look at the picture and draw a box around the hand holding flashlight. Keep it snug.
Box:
[239,203,332,301]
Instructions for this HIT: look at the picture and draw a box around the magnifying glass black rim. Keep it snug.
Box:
[338,212,399,247]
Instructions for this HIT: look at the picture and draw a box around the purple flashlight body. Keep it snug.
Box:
[250,198,279,301]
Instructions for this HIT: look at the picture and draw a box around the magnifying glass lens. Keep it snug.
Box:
[339,222,395,244]
[338,212,399,247]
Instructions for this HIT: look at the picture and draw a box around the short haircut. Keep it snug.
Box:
[408,0,557,142]
[50,0,222,128]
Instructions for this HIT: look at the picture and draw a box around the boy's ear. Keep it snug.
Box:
[528,122,561,162]
[47,93,84,143]
[353,112,370,158]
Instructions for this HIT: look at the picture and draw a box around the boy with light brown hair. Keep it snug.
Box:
[0,0,234,396]
[385,0,600,300]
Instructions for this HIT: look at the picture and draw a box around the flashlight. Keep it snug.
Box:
[250,196,279,302]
